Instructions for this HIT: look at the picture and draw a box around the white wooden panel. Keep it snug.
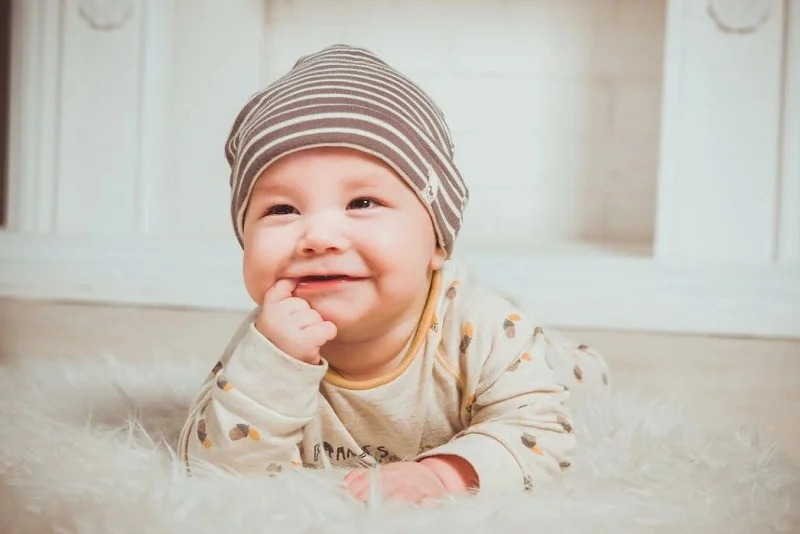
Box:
[457,186,607,247]
[156,0,265,238]
[135,0,174,234]
[778,0,800,264]
[6,0,62,233]
[655,0,785,264]
[54,0,143,234]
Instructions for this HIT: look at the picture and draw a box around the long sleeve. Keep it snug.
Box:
[417,304,576,494]
[178,320,328,476]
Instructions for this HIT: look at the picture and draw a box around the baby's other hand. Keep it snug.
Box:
[343,462,448,505]
[255,279,337,364]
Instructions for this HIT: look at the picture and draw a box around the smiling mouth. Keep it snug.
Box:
[297,274,361,287]
[297,275,359,283]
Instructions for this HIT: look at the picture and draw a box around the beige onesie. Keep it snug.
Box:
[177,260,610,494]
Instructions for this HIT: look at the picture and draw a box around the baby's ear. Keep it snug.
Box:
[429,247,447,270]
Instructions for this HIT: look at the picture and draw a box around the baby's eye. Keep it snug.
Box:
[347,197,380,210]
[266,204,298,216]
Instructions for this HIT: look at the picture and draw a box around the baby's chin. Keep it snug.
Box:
[316,307,367,332]
[313,302,377,336]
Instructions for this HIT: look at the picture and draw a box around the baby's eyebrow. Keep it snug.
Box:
[249,172,388,199]
[251,180,296,197]
[342,173,388,189]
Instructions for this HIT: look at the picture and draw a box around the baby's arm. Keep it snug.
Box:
[416,311,576,494]
[178,323,328,475]
[178,280,336,476]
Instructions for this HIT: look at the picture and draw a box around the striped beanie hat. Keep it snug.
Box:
[224,44,469,257]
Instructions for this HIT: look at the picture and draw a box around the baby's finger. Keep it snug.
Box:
[343,469,367,486]
[353,472,389,503]
[352,486,374,503]
[262,279,298,306]
[387,485,424,503]
[287,308,324,330]
[343,471,370,500]
[275,296,311,315]
[303,321,338,345]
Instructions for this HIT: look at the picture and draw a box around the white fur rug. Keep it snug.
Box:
[0,354,798,534]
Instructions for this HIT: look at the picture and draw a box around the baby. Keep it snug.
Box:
[177,44,610,503]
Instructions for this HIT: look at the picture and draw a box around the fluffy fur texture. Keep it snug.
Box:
[0,353,797,534]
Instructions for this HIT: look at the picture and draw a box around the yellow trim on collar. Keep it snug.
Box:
[323,269,442,390]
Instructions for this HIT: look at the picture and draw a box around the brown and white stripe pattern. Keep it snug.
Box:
[224,44,469,257]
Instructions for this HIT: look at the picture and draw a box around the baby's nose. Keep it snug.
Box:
[298,214,348,254]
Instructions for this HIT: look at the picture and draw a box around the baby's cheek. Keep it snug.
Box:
[242,267,266,305]
[361,220,401,250]
[242,252,275,304]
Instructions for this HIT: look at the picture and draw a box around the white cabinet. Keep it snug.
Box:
[1,0,798,338]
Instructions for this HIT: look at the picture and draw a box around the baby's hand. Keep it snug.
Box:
[343,462,449,505]
[255,279,337,364]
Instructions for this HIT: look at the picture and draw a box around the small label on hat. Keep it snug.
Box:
[424,164,439,202]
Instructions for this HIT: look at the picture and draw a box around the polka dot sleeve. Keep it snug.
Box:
[417,310,578,494]
[177,323,327,476]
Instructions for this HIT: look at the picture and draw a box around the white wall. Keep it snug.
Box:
[257,0,665,248]
[1,0,798,338]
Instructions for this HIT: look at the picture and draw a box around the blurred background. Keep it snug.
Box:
[0,0,797,457]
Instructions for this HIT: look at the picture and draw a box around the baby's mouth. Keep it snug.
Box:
[298,274,352,283]
[295,275,368,289]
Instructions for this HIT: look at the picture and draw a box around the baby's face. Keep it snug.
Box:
[241,147,445,341]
